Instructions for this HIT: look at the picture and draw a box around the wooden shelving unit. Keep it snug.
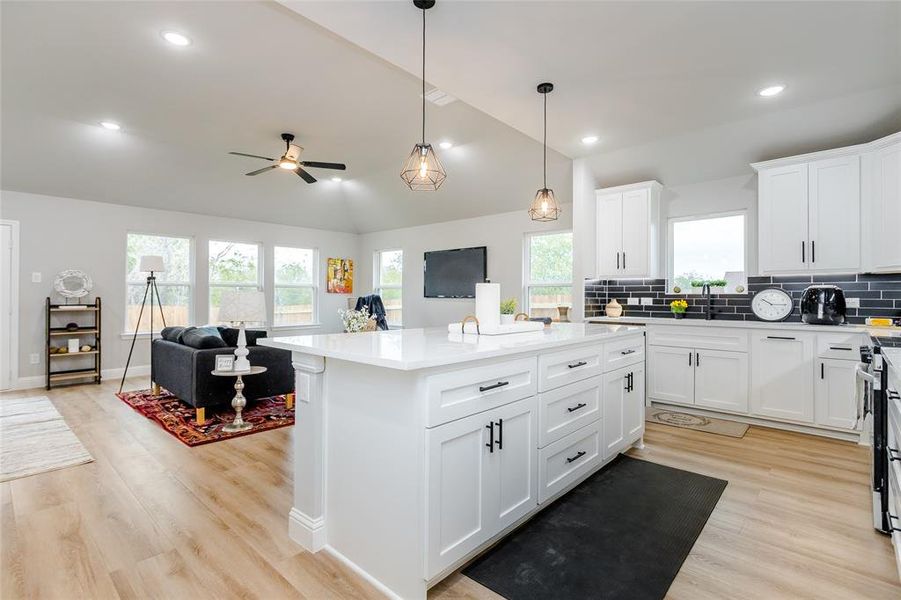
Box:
[46,297,102,389]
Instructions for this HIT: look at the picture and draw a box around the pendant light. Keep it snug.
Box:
[529,82,561,222]
[400,0,446,191]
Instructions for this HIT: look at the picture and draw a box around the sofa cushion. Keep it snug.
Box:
[161,326,185,342]
[218,327,267,347]
[180,326,227,349]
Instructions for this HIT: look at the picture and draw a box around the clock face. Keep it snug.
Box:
[751,288,794,321]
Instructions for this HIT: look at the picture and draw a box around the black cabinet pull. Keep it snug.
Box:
[801,240,805,263]
[567,403,588,413]
[485,422,494,453]
[821,363,825,379]
[620,349,636,356]
[616,252,620,270]
[566,450,587,464]
[829,346,852,351]
[495,418,503,450]
[622,252,626,269]
[889,447,901,462]
[689,352,692,366]
[696,352,700,367]
[767,336,796,341]
[568,361,587,369]
[479,381,509,392]
[811,240,815,263]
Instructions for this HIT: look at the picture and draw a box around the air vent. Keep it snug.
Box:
[423,87,456,106]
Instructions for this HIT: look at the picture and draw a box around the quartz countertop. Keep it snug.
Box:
[259,323,644,371]
[586,315,882,334]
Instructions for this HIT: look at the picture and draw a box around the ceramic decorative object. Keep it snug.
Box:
[53,270,92,299]
[500,314,515,325]
[605,299,623,318]
[80,345,92,352]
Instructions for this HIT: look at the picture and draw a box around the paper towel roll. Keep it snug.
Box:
[475,283,500,330]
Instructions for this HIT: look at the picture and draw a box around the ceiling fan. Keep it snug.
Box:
[229,133,346,184]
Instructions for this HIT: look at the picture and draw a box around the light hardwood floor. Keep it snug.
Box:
[1,380,899,599]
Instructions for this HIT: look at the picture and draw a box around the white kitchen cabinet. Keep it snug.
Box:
[863,133,901,273]
[755,155,860,274]
[595,181,661,278]
[815,358,860,430]
[647,345,694,405]
[750,333,815,423]
[426,396,537,578]
[694,349,749,413]
[603,363,645,458]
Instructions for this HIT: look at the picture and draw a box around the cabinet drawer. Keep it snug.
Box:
[538,376,602,448]
[647,325,748,352]
[425,357,537,427]
[538,343,603,392]
[889,390,901,452]
[816,332,866,360]
[603,335,644,372]
[538,421,602,504]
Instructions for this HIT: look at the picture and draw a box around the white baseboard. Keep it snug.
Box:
[287,507,327,552]
[324,545,408,600]
[9,365,150,391]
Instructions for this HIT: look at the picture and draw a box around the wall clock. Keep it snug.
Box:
[751,288,793,322]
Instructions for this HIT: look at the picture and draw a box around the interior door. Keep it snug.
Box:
[759,164,809,273]
[487,397,538,533]
[619,189,649,277]
[750,333,815,423]
[624,364,645,441]
[0,223,11,390]
[647,345,695,405]
[425,409,493,578]
[808,156,860,271]
[596,193,622,277]
[694,349,749,413]
[815,358,859,429]
[603,366,628,458]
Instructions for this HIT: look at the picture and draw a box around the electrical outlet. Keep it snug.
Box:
[846,297,860,308]
[29,353,40,365]
[31,272,42,283]
[641,297,653,306]
[626,297,639,306]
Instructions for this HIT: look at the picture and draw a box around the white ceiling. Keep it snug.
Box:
[288,0,901,183]
[0,1,571,234]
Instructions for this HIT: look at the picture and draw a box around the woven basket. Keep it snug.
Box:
[346,318,378,333]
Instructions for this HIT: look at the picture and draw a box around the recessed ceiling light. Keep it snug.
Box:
[99,121,121,131]
[581,135,599,145]
[758,85,785,97]
[161,31,191,47]
[439,141,453,150]
[331,177,343,182]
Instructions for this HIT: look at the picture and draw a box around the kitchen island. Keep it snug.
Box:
[259,323,646,599]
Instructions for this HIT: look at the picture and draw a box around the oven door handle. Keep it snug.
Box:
[855,365,875,428]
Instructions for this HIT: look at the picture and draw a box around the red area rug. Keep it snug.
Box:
[116,389,294,446]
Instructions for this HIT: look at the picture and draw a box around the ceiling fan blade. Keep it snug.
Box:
[301,161,347,171]
[296,167,317,184]
[229,151,276,161]
[245,165,278,176]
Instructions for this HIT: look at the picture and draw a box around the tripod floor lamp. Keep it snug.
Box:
[119,255,167,393]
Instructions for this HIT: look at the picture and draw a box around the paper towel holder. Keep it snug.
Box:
[461,315,480,335]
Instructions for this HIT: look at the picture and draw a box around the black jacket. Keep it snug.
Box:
[355,294,389,331]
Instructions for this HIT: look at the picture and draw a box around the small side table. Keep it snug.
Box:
[211,365,267,433]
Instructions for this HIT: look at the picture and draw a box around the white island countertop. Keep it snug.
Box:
[259,322,644,371]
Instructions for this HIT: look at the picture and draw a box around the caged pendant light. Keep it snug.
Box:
[400,0,446,191]
[529,82,561,222]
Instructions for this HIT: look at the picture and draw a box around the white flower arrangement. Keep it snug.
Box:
[339,306,372,333]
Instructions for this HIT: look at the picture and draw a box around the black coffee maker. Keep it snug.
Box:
[800,285,847,325]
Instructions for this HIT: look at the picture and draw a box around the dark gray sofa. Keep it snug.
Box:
[151,327,293,422]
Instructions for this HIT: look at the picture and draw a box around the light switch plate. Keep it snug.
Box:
[31,272,42,283]
[626,297,639,306]
[641,297,653,305]
[846,297,860,308]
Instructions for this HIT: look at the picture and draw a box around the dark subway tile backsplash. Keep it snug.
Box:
[584,273,901,325]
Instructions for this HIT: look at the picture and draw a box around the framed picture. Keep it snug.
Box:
[327,258,354,294]
[215,355,235,372]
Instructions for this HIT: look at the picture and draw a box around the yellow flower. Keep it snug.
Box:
[670,299,688,310]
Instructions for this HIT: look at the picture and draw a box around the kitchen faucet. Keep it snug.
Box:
[702,283,717,320]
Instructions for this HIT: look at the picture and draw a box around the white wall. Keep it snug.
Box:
[357,206,574,329]
[0,190,359,386]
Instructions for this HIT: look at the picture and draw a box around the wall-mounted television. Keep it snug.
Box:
[423,246,487,298]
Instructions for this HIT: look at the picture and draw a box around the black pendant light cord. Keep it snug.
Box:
[543,91,547,189]
[421,7,426,145]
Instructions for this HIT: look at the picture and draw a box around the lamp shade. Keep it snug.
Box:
[139,255,166,273]
[528,188,561,222]
[218,290,267,324]
[400,143,446,191]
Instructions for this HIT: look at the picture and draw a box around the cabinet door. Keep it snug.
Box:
[808,156,860,272]
[694,349,749,413]
[487,397,538,532]
[815,358,859,430]
[602,366,631,458]
[425,409,493,577]
[872,142,901,271]
[750,333,815,423]
[647,345,695,405]
[759,164,809,273]
[624,364,645,441]
[620,189,649,277]
[596,192,622,277]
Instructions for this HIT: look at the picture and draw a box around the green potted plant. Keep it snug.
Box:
[670,299,688,319]
[690,279,706,294]
[500,298,517,325]
[709,279,728,293]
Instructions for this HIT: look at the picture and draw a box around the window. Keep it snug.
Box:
[374,249,403,326]
[668,212,746,293]
[525,231,573,319]
[209,240,261,323]
[125,233,192,333]
[274,246,317,326]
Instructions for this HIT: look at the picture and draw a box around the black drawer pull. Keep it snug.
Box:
[567,361,588,369]
[479,381,509,392]
[888,390,900,400]
[829,346,852,351]
[767,336,796,341]
[620,349,636,355]
[567,403,588,413]
[890,447,901,462]
[890,513,901,533]
[566,450,587,464]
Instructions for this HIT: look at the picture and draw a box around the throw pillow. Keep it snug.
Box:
[218,327,267,347]
[180,327,228,349]
[161,326,184,342]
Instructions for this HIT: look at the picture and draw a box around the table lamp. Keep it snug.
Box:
[218,290,267,372]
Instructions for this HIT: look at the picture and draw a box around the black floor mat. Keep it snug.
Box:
[463,455,727,600]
